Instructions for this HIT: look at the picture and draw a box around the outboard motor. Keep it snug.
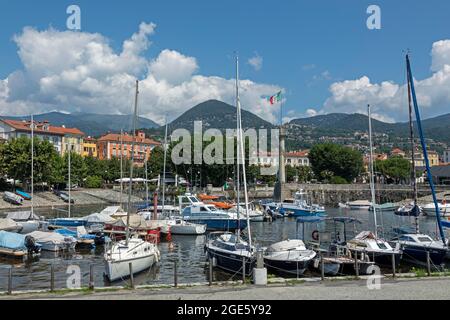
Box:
[24,235,41,255]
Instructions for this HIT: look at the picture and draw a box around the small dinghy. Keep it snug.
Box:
[167,218,206,235]
[3,192,23,205]
[395,204,422,217]
[6,211,41,234]
[15,190,32,200]
[264,239,316,277]
[0,231,41,259]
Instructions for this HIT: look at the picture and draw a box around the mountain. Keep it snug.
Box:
[287,112,450,151]
[1,112,159,137]
[169,100,274,132]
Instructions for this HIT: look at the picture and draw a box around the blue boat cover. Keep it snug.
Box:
[0,231,27,250]
[442,220,450,229]
[296,216,325,223]
[55,228,95,240]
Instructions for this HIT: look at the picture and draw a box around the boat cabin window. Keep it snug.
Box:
[189,196,199,203]
[207,206,218,212]
[418,236,432,243]
[399,236,415,242]
[200,207,209,212]
[283,199,294,204]
[376,242,388,250]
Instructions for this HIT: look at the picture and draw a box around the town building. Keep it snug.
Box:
[444,149,450,164]
[0,119,84,155]
[97,131,160,166]
[414,150,440,167]
[82,137,98,158]
[390,148,406,158]
[285,150,310,167]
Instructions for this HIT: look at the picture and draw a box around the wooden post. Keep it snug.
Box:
[354,251,359,278]
[7,267,12,295]
[426,251,431,276]
[129,263,134,289]
[50,264,55,292]
[320,253,325,281]
[209,257,213,286]
[391,253,396,278]
[174,261,178,287]
[89,264,95,290]
[242,257,246,282]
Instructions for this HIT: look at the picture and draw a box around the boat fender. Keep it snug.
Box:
[312,230,319,241]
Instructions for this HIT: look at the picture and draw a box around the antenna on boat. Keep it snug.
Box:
[368,104,378,238]
[126,79,139,246]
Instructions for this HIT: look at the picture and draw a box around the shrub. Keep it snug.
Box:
[84,175,103,188]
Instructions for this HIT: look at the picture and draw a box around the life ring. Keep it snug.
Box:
[312,230,320,241]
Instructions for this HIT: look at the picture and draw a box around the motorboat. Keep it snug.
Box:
[55,227,96,249]
[0,218,23,233]
[6,211,41,234]
[263,239,316,277]
[104,236,160,282]
[390,233,448,266]
[53,190,75,204]
[395,204,422,217]
[228,203,264,222]
[138,204,180,220]
[205,232,255,275]
[3,191,23,205]
[370,203,398,212]
[263,190,326,217]
[346,200,372,210]
[347,231,402,267]
[27,230,77,252]
[422,202,450,217]
[182,204,247,231]
[166,218,206,235]
[0,231,41,260]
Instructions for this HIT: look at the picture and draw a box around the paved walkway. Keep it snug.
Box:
[2,277,449,300]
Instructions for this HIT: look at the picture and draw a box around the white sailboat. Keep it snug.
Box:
[347,105,402,266]
[205,55,256,275]
[104,80,160,282]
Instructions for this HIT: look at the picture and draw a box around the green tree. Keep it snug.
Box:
[375,156,411,184]
[309,143,363,183]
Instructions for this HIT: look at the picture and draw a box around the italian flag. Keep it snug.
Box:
[268,91,282,105]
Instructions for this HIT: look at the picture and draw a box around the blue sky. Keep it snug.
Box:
[1,0,450,124]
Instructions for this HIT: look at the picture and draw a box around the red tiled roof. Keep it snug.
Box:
[98,133,160,145]
[1,119,86,136]
[286,151,309,157]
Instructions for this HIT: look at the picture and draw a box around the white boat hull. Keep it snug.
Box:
[105,253,157,282]
[170,223,206,235]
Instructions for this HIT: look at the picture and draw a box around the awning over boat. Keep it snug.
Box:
[6,211,40,221]
[0,231,27,250]
[100,206,126,216]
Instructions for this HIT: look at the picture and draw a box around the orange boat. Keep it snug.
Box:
[207,201,235,210]
[198,194,219,201]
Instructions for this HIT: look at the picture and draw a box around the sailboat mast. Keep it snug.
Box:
[161,116,168,215]
[368,104,378,238]
[406,54,446,245]
[235,55,241,239]
[406,64,419,233]
[68,145,71,218]
[120,129,123,205]
[235,55,252,248]
[31,114,34,214]
[126,80,139,245]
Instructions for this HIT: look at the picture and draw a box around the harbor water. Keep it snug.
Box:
[0,204,449,292]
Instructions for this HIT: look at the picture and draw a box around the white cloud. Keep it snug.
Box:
[0,24,282,125]
[317,42,450,122]
[248,53,263,71]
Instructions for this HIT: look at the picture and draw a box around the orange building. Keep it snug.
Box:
[97,131,160,166]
